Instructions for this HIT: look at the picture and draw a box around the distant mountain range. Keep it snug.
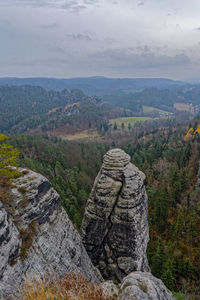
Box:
[0,76,187,95]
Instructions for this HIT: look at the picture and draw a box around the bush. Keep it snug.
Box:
[173,292,186,300]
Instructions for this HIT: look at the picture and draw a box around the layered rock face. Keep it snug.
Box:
[0,168,101,298]
[81,149,149,281]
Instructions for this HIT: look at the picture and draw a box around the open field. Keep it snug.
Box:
[174,102,192,112]
[142,105,172,116]
[109,116,151,129]
[60,130,100,141]
[123,89,142,94]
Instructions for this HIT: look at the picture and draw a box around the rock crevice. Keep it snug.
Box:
[81,149,149,281]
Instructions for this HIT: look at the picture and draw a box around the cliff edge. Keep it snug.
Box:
[0,168,101,298]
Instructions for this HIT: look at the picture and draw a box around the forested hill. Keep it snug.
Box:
[0,76,185,94]
[103,85,200,113]
[0,85,108,133]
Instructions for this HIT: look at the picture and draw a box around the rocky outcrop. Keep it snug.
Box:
[0,168,101,299]
[81,149,149,281]
[119,272,174,300]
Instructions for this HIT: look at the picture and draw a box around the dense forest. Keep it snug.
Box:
[1,85,140,137]
[0,85,112,133]
[6,115,200,299]
[1,84,200,137]
[125,120,200,297]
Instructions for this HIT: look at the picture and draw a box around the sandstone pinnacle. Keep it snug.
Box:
[81,148,149,281]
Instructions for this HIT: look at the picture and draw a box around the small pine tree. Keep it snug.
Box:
[0,134,20,178]
[151,238,164,277]
[161,258,175,291]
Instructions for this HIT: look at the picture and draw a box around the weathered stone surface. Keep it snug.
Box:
[119,272,174,300]
[0,168,101,299]
[101,280,119,298]
[81,149,149,281]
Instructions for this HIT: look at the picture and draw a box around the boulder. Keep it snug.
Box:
[119,272,174,300]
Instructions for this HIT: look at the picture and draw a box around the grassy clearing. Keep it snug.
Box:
[109,116,151,129]
[142,105,171,115]
[123,89,142,94]
[61,130,100,141]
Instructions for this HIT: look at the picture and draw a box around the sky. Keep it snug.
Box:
[1,0,200,80]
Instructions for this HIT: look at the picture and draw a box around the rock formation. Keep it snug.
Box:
[0,152,174,299]
[0,168,101,299]
[81,148,149,281]
[119,272,173,300]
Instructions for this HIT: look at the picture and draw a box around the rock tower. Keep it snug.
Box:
[81,149,149,281]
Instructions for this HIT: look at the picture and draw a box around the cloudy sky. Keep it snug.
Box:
[1,0,200,79]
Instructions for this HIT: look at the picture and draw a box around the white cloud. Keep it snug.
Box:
[0,0,200,79]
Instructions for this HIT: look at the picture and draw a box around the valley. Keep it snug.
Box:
[0,77,200,299]
[2,0,200,298]
[1,78,200,143]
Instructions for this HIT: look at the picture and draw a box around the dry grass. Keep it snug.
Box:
[61,130,100,141]
[20,273,118,300]
[19,221,37,261]
[18,186,27,194]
